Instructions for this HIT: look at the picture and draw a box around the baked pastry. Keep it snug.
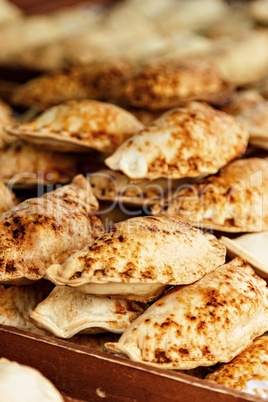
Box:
[222,232,268,278]
[89,169,189,207]
[7,100,144,154]
[0,280,53,334]
[45,216,225,302]
[0,99,16,148]
[0,140,103,187]
[0,358,63,401]
[0,174,102,285]
[209,30,268,86]
[236,101,268,150]
[206,336,268,397]
[220,89,264,116]
[0,181,17,213]
[106,258,268,370]
[30,286,147,338]
[155,158,268,232]
[11,59,133,111]
[105,102,248,180]
[111,56,233,110]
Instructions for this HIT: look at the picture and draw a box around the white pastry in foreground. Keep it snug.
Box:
[45,216,225,302]
[0,358,63,402]
[206,336,268,398]
[106,258,268,370]
[222,232,268,278]
[105,102,248,180]
[30,286,146,338]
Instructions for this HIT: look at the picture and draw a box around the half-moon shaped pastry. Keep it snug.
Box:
[236,101,268,151]
[7,100,144,154]
[106,258,268,370]
[222,232,268,278]
[156,158,268,232]
[105,102,248,180]
[0,174,102,285]
[220,89,264,116]
[0,140,103,188]
[89,169,189,207]
[206,336,268,397]
[0,358,63,402]
[11,59,133,111]
[30,286,147,338]
[111,56,233,110]
[45,216,225,302]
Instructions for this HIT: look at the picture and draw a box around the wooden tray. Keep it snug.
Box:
[0,324,263,402]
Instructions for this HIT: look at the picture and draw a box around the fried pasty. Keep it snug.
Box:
[7,100,144,154]
[111,56,233,110]
[45,216,225,302]
[0,174,102,285]
[206,336,268,398]
[105,102,248,180]
[156,158,268,232]
[30,286,146,338]
[106,258,268,370]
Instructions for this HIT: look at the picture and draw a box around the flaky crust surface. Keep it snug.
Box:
[106,258,268,370]
[105,102,249,180]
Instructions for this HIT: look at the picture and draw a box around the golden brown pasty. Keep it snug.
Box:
[0,174,102,285]
[0,280,53,334]
[105,102,248,180]
[206,336,268,398]
[0,140,103,188]
[111,56,233,110]
[220,89,264,116]
[45,216,225,302]
[0,99,16,148]
[7,100,144,154]
[155,158,268,232]
[89,169,190,207]
[30,286,147,338]
[11,59,133,111]
[106,258,268,370]
[236,101,268,150]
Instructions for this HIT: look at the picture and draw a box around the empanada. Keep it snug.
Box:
[105,102,248,180]
[220,89,264,116]
[0,358,63,401]
[89,169,189,207]
[0,99,16,148]
[206,336,268,397]
[156,158,268,232]
[111,56,233,110]
[30,286,146,338]
[0,174,103,285]
[0,140,103,188]
[222,232,268,278]
[106,258,268,370]
[236,101,268,150]
[11,59,133,111]
[45,216,225,302]
[7,100,144,154]
[0,280,53,334]
[0,181,17,213]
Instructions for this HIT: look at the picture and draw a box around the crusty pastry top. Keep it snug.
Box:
[0,140,103,187]
[206,336,268,397]
[45,215,225,287]
[7,100,144,154]
[30,286,146,338]
[157,158,268,232]
[105,102,249,180]
[11,59,133,111]
[111,56,233,110]
[236,101,268,145]
[105,258,268,370]
[0,174,103,285]
[221,89,264,116]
